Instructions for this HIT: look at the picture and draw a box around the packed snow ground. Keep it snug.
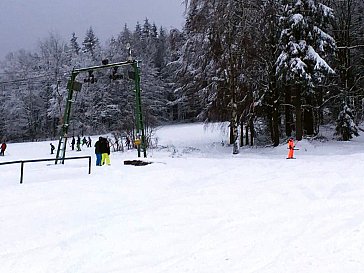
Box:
[1,123,363,273]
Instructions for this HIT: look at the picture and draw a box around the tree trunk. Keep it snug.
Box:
[249,117,254,146]
[303,108,314,136]
[245,124,249,146]
[295,85,303,141]
[268,110,274,143]
[316,86,324,134]
[229,122,234,145]
[269,67,280,146]
[272,104,280,146]
[230,90,239,154]
[240,117,244,147]
[285,85,293,137]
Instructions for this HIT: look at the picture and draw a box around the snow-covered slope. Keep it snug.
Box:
[1,123,363,273]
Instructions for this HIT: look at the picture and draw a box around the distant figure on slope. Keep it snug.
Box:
[76,136,81,151]
[125,136,131,150]
[82,136,87,146]
[287,137,295,159]
[50,143,55,154]
[0,141,6,156]
[87,136,92,147]
[71,136,75,150]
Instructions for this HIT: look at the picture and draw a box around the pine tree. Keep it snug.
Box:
[82,27,101,62]
[276,0,336,140]
[70,32,81,55]
[335,104,359,140]
[329,0,364,123]
[179,0,261,152]
[257,0,282,146]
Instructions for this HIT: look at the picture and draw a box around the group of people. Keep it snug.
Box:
[70,136,92,151]
[48,136,111,166]
[82,136,92,147]
[94,137,111,166]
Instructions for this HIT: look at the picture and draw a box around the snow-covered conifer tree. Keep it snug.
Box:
[70,32,81,56]
[329,0,364,123]
[180,0,261,152]
[276,0,336,140]
[82,27,101,62]
[335,104,359,140]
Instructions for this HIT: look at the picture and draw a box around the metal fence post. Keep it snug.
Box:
[20,161,24,184]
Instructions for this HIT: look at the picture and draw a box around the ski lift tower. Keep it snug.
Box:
[55,49,147,164]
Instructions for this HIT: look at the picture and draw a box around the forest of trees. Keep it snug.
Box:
[0,0,363,152]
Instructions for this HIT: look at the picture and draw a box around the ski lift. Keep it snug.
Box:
[84,70,97,83]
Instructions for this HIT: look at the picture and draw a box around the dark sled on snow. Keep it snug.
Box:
[124,160,152,166]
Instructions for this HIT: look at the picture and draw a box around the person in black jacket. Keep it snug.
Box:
[94,137,102,166]
[50,143,55,154]
[82,136,87,146]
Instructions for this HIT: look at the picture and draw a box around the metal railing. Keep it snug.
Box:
[0,156,91,184]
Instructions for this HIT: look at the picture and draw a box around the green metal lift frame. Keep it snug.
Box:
[55,59,147,164]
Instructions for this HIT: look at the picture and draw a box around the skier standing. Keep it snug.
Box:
[50,143,55,154]
[287,137,295,159]
[0,142,6,156]
[82,136,87,146]
[76,136,81,151]
[100,137,111,165]
[71,136,75,150]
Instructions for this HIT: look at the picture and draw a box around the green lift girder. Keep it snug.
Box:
[55,59,147,164]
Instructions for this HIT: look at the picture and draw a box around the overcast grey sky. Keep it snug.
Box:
[0,0,186,59]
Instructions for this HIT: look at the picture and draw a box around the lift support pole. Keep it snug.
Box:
[55,60,147,164]
[133,61,147,158]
